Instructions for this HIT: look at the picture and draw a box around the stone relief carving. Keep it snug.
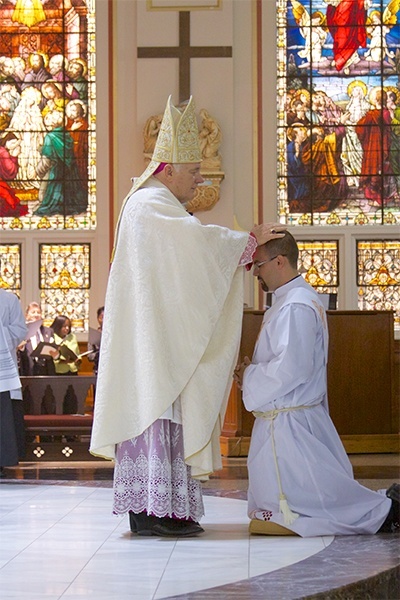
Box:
[143,113,162,159]
[198,108,222,170]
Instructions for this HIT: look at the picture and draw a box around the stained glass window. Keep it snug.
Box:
[39,243,90,332]
[278,0,400,226]
[0,243,21,292]
[0,0,96,231]
[298,239,339,294]
[357,240,400,326]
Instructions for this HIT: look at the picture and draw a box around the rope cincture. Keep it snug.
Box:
[252,403,321,526]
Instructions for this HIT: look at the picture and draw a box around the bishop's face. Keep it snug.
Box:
[169,163,204,205]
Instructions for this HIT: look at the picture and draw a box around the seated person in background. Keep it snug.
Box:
[51,315,81,414]
[18,302,56,376]
[50,315,81,376]
[87,306,104,376]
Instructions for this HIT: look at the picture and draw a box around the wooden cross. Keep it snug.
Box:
[138,11,232,103]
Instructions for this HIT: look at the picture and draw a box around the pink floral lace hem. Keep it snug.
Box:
[113,419,204,521]
[239,233,257,269]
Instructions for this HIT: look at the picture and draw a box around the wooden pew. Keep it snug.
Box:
[21,375,97,461]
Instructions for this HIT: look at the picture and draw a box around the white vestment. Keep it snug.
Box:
[0,289,27,398]
[243,276,391,536]
[90,178,250,478]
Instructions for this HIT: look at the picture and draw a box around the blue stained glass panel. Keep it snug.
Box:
[278,0,400,226]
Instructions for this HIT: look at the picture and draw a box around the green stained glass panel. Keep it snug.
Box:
[0,0,96,231]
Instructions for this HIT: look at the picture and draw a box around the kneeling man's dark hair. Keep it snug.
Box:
[265,231,298,268]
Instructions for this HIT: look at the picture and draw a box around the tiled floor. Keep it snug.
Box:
[0,455,399,600]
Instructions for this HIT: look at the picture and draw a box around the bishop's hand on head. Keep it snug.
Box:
[251,223,287,246]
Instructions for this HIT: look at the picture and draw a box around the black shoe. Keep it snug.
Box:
[129,511,138,533]
[152,518,204,537]
[386,483,400,503]
[377,484,400,534]
[129,511,204,537]
[129,511,162,536]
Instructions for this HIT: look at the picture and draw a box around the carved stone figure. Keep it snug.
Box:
[143,113,162,156]
[198,108,222,170]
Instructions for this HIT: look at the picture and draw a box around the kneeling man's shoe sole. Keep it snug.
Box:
[249,519,298,536]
